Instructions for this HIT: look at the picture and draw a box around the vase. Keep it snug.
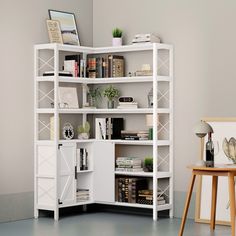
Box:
[89,97,97,108]
[107,100,115,109]
[78,133,89,140]
[112,37,122,46]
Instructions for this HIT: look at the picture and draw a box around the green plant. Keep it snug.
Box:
[144,157,153,172]
[144,157,153,166]
[88,87,102,99]
[112,28,123,38]
[103,85,119,101]
[78,121,90,134]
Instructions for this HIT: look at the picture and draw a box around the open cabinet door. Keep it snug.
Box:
[58,143,76,206]
[93,141,115,203]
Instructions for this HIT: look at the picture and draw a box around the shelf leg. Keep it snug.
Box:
[54,209,59,221]
[82,205,87,212]
[34,209,39,219]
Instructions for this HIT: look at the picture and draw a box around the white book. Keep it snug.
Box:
[95,118,106,140]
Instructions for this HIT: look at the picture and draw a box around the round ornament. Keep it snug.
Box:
[63,123,74,140]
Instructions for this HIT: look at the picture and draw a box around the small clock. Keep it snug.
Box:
[62,123,74,140]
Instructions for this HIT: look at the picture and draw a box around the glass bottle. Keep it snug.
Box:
[206,132,214,167]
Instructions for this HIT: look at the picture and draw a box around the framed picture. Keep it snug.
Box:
[48,9,80,46]
[46,19,63,44]
[58,87,79,109]
[195,117,236,226]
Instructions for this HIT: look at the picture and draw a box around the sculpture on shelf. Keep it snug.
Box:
[78,122,90,140]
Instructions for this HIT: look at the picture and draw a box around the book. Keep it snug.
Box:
[95,118,106,139]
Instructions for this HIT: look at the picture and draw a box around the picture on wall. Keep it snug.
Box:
[48,9,80,46]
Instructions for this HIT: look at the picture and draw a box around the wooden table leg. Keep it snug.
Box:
[228,172,235,236]
[178,173,196,236]
[210,176,218,230]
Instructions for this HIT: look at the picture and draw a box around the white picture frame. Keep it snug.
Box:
[58,87,79,109]
[195,117,236,225]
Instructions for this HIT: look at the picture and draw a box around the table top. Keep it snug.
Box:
[188,164,236,172]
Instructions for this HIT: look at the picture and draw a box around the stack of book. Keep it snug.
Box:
[132,33,161,44]
[137,189,166,205]
[76,148,88,171]
[87,55,125,78]
[116,157,143,172]
[117,102,138,109]
[121,130,149,140]
[76,189,89,202]
[115,178,148,203]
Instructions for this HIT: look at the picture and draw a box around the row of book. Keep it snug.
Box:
[88,55,125,78]
[137,189,166,205]
[76,189,89,202]
[115,178,148,203]
[121,130,149,140]
[76,148,89,171]
[116,157,143,172]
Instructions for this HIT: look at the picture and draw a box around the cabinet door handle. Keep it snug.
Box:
[75,166,77,179]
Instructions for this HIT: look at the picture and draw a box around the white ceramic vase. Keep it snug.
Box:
[112,37,122,46]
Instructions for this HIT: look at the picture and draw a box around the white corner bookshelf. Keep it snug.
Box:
[34,43,173,221]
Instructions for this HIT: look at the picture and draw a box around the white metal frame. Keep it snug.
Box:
[34,43,174,221]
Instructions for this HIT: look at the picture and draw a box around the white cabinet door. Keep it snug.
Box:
[58,143,76,205]
[93,141,115,203]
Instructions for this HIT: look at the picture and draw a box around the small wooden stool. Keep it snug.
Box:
[178,166,236,236]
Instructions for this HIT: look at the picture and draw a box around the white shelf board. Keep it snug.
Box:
[36,204,55,211]
[35,43,172,54]
[77,170,93,174]
[114,171,171,178]
[58,108,170,114]
[36,76,171,84]
[115,171,153,177]
[59,139,94,144]
[36,108,54,114]
[59,76,154,84]
[59,200,94,208]
[114,202,153,209]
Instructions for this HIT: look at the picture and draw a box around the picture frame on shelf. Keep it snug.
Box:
[46,19,63,44]
[58,87,79,109]
[48,9,80,46]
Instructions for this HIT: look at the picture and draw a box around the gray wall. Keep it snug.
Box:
[93,0,236,218]
[0,0,93,222]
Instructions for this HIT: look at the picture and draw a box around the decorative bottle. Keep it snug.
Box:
[206,132,214,167]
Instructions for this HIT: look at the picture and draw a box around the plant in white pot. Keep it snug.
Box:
[112,28,123,46]
[77,122,90,140]
[103,85,119,108]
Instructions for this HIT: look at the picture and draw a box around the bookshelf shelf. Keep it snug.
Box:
[36,75,171,84]
[59,200,94,209]
[114,202,153,209]
[77,170,93,174]
[34,43,173,221]
[58,108,169,114]
[115,171,171,178]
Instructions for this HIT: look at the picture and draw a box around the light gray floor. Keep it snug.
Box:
[0,212,231,236]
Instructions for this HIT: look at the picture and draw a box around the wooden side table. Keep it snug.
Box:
[178,166,236,236]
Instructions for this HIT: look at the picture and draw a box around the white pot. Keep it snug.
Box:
[78,133,89,140]
[112,37,122,46]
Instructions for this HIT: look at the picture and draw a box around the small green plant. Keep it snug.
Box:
[87,87,102,107]
[78,121,90,134]
[112,28,123,38]
[103,85,119,101]
[144,157,153,172]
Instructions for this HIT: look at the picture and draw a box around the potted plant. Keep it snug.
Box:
[103,85,119,108]
[112,28,123,46]
[77,121,90,140]
[87,87,102,108]
[144,157,153,172]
